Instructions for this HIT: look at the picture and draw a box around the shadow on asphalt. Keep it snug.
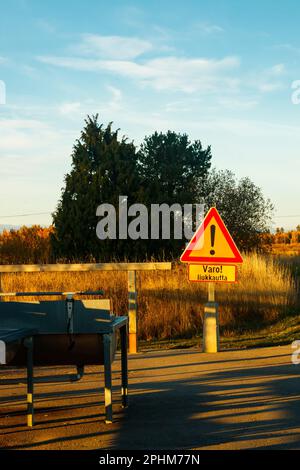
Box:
[111,352,300,449]
[1,349,300,449]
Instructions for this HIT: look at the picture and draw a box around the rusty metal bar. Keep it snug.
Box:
[0,262,172,273]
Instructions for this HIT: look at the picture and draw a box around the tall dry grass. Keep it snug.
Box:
[0,253,298,339]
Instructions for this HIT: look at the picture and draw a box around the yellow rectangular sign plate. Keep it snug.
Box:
[189,264,237,283]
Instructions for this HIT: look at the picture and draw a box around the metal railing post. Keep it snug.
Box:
[103,334,113,423]
[120,324,128,407]
[24,337,34,427]
[128,270,137,354]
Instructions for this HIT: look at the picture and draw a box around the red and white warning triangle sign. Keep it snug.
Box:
[180,207,243,264]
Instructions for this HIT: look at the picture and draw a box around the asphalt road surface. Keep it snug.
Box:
[0,345,300,450]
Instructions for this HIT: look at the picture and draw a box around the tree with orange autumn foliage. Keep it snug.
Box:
[0,226,53,264]
[273,228,300,244]
[260,226,300,251]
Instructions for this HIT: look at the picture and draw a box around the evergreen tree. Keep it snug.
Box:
[137,131,212,258]
[138,131,212,205]
[52,115,140,261]
[52,117,272,260]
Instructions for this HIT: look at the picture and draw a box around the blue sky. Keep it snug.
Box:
[0,0,300,229]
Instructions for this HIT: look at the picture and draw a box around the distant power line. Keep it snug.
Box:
[0,211,299,220]
[274,215,300,218]
[0,211,52,219]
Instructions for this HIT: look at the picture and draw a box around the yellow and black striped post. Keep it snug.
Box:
[25,337,34,427]
[120,324,128,408]
[103,334,113,423]
[128,270,137,353]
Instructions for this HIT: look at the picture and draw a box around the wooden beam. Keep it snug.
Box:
[0,262,172,273]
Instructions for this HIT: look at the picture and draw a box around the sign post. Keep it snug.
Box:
[180,207,243,353]
[208,282,215,302]
[203,296,219,353]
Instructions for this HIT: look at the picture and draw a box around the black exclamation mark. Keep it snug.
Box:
[210,225,216,255]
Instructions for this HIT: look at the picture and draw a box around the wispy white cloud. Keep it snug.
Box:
[118,5,146,29]
[35,18,57,34]
[106,85,123,110]
[274,43,300,55]
[0,119,48,130]
[0,119,56,151]
[73,34,153,60]
[59,102,81,115]
[268,63,286,76]
[249,63,286,94]
[38,54,240,93]
[217,97,259,110]
[0,117,75,217]
[164,94,258,113]
[195,22,224,35]
[55,85,123,120]
[164,100,197,113]
[257,82,282,93]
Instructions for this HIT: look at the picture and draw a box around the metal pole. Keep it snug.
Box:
[0,290,104,298]
[120,325,128,408]
[25,337,34,427]
[0,273,3,302]
[128,270,137,354]
[103,334,113,423]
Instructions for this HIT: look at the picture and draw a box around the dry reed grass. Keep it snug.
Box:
[0,253,298,339]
